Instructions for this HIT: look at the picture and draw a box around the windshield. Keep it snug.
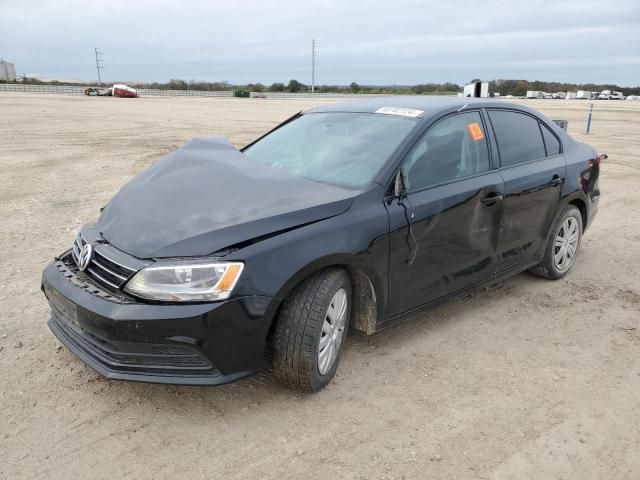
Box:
[242,112,417,188]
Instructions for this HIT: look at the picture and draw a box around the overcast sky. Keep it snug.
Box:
[1,0,639,86]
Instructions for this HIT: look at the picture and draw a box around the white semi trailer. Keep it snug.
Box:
[463,81,489,98]
[526,90,544,99]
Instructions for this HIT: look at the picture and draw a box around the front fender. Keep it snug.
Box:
[227,189,391,328]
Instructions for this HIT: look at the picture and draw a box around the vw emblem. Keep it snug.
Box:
[78,244,93,272]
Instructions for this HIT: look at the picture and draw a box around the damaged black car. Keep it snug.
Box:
[42,97,602,391]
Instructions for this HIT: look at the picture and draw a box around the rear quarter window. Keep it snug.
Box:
[540,123,561,156]
[488,110,546,167]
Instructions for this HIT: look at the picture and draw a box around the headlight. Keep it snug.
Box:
[124,261,244,302]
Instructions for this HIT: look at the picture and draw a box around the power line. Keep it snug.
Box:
[94,47,104,86]
[311,39,317,94]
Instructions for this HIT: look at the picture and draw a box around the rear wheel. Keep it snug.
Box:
[530,205,583,279]
[273,268,351,392]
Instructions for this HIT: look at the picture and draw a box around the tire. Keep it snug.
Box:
[273,268,351,392]
[530,205,583,280]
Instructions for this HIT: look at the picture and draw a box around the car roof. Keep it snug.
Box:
[307,95,528,120]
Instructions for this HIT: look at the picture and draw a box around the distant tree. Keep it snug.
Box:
[269,82,285,92]
[168,79,188,90]
[350,82,360,93]
[287,79,303,92]
[319,84,340,93]
[247,83,265,92]
[442,82,460,91]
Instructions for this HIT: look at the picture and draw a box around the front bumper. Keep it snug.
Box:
[42,255,277,385]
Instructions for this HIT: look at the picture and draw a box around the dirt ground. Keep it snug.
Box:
[1,93,639,480]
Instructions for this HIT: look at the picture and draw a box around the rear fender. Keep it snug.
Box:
[539,190,589,252]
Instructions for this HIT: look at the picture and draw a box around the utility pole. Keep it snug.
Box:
[94,47,104,86]
[311,39,316,94]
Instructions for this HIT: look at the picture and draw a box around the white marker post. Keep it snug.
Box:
[584,103,594,134]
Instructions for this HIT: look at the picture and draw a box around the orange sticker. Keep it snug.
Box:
[468,122,484,141]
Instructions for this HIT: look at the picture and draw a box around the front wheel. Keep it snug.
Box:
[530,205,583,280]
[273,268,351,392]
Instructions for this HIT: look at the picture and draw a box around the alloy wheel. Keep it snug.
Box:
[318,288,348,375]
[553,216,580,271]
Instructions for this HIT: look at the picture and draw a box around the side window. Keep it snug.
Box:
[488,110,546,167]
[404,111,490,191]
[540,123,561,156]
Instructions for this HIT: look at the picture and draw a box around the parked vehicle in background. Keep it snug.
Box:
[84,87,111,96]
[598,90,611,100]
[464,81,489,98]
[565,92,577,100]
[610,91,625,100]
[112,84,138,98]
[526,90,544,99]
[41,97,604,392]
[576,90,592,99]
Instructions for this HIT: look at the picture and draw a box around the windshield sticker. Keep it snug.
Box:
[467,122,485,141]
[375,107,424,118]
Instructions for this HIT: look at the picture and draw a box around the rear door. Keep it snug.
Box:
[387,110,504,316]
[487,109,566,272]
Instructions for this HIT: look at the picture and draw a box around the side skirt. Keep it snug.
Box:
[375,259,540,333]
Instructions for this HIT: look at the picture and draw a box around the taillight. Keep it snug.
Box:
[588,153,606,170]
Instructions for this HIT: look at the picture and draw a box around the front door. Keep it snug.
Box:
[387,110,504,317]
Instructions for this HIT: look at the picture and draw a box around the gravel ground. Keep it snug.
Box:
[1,94,639,480]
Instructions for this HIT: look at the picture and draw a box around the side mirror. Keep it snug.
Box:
[394,169,407,198]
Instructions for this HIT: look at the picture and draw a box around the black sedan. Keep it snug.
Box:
[41,97,603,392]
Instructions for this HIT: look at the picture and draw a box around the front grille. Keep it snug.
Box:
[72,232,137,291]
[55,255,134,303]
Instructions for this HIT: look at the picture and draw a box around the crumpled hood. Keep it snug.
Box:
[97,138,357,258]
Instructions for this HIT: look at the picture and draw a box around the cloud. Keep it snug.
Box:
[1,0,639,85]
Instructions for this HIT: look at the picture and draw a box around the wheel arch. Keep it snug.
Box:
[272,255,384,335]
[538,191,588,260]
[567,197,587,231]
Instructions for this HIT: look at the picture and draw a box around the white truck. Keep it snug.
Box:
[610,91,625,100]
[526,90,544,99]
[463,81,489,98]
[576,90,592,100]
[598,90,611,100]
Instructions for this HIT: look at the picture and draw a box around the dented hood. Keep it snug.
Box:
[97,138,357,258]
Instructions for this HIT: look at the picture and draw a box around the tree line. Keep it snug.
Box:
[3,77,639,96]
[137,79,464,95]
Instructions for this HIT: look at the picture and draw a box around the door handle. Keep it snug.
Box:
[551,175,564,186]
[481,192,503,206]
